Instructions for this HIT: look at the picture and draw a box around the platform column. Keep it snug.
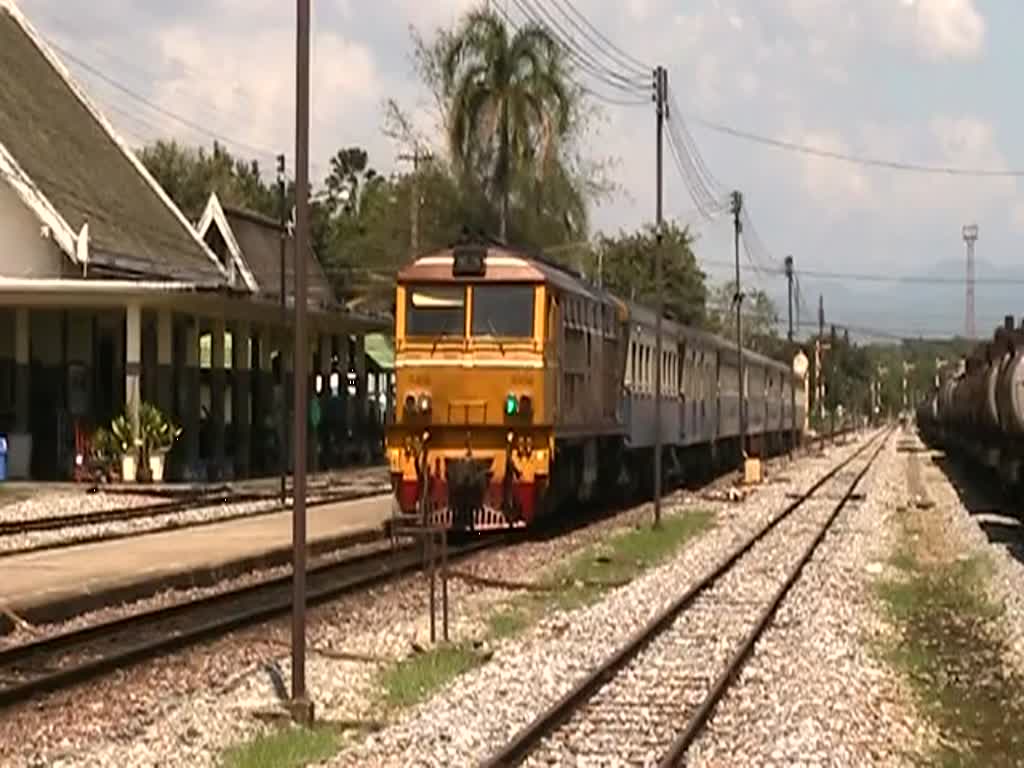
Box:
[210,318,226,480]
[255,326,274,474]
[281,330,294,473]
[183,318,200,476]
[14,308,29,434]
[354,334,367,458]
[317,333,331,469]
[125,303,142,438]
[156,309,173,418]
[232,320,251,478]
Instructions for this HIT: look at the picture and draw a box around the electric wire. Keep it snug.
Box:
[517,0,650,88]
[690,114,1024,178]
[508,0,650,97]
[549,0,653,76]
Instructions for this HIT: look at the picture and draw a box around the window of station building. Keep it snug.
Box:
[405,285,466,338]
[471,284,535,338]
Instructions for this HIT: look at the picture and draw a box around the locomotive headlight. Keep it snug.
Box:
[404,394,416,415]
[418,393,432,413]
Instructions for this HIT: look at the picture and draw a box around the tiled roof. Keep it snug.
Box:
[221,205,336,308]
[0,3,224,282]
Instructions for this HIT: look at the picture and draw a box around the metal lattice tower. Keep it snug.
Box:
[962,224,979,339]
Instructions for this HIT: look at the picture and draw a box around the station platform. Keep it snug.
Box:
[0,492,394,633]
[0,463,390,499]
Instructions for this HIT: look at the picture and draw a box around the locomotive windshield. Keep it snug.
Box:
[471,284,535,338]
[405,285,466,337]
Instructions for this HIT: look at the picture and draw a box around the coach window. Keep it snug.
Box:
[406,285,466,337]
[471,284,535,337]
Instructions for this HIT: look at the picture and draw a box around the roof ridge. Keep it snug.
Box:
[0,0,227,280]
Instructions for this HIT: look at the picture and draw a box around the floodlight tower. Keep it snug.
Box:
[962,224,978,340]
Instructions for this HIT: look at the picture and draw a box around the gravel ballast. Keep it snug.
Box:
[686,431,934,767]
[1,437,908,768]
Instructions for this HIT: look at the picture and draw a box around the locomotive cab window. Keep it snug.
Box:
[471,284,535,338]
[405,285,466,337]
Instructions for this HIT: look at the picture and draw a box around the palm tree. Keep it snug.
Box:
[442,8,571,240]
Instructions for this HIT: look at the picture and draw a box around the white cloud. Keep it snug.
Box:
[909,0,986,59]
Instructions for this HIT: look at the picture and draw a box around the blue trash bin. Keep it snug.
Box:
[0,434,7,482]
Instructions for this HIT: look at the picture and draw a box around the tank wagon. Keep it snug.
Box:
[917,315,1024,492]
[386,240,806,531]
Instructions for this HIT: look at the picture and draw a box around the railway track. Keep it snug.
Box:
[0,532,512,710]
[0,484,390,559]
[482,426,890,767]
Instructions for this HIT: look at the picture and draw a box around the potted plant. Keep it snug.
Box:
[110,414,138,482]
[138,402,181,483]
[89,427,120,483]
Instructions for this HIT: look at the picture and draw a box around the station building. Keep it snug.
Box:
[0,1,391,481]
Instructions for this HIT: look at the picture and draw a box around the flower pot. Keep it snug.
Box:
[149,453,166,483]
[121,454,137,483]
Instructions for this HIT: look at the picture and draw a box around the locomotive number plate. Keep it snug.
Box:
[408,374,432,386]
[510,373,533,385]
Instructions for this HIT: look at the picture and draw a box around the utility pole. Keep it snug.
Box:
[731,190,745,462]
[277,154,287,508]
[785,255,796,457]
[830,323,837,439]
[962,224,978,339]
[652,64,667,528]
[817,295,825,425]
[398,147,432,260]
[290,0,312,723]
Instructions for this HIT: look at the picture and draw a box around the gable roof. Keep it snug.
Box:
[194,193,259,292]
[197,193,336,309]
[0,2,226,282]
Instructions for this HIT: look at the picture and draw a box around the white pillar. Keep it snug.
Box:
[125,303,142,440]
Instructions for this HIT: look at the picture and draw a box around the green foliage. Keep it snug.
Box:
[89,427,121,475]
[110,414,137,454]
[708,280,785,359]
[138,140,278,221]
[221,725,341,768]
[876,520,1024,766]
[441,9,572,238]
[379,643,484,710]
[137,402,181,456]
[580,222,710,326]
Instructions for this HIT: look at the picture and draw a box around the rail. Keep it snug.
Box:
[0,533,513,710]
[481,425,891,767]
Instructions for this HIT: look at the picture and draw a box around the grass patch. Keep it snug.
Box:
[876,521,1024,766]
[379,642,484,710]
[375,510,715,716]
[552,510,715,604]
[488,509,716,639]
[487,607,532,639]
[221,724,341,768]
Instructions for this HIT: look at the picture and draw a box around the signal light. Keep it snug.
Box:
[505,393,519,416]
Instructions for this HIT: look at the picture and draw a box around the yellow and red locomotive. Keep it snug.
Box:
[387,239,805,531]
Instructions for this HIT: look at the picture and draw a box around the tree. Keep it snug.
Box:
[138,140,277,221]
[579,222,709,326]
[441,8,571,239]
[709,281,784,358]
[323,147,375,216]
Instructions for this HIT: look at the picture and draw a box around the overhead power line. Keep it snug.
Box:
[690,115,1024,178]
[502,0,650,106]
[550,0,652,76]
[700,257,1024,286]
[50,41,282,165]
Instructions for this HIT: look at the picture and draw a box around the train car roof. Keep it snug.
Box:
[398,242,622,306]
[626,300,793,376]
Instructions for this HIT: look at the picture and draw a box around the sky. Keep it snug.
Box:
[15,0,1024,339]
